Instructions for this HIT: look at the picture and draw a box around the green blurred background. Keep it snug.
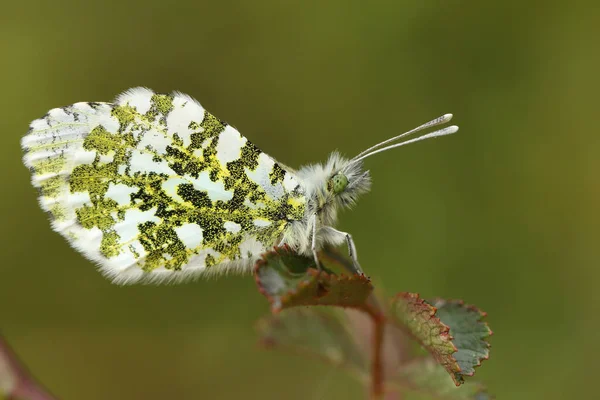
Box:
[1,0,598,399]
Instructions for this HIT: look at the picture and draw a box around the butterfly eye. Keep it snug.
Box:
[328,173,349,194]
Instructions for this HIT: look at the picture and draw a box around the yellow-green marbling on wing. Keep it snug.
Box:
[21,87,306,284]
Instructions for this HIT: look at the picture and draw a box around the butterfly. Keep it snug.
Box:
[21,87,457,284]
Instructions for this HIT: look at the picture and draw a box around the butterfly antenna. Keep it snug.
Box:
[351,113,454,162]
[350,125,458,164]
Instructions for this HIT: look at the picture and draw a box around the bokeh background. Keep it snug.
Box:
[1,1,598,399]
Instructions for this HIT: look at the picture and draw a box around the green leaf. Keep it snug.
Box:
[344,308,412,379]
[256,308,368,375]
[389,293,462,385]
[430,299,492,378]
[389,294,492,386]
[254,246,373,312]
[394,358,493,399]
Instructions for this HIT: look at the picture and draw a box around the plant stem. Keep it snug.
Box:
[0,336,57,400]
[362,298,386,399]
[371,312,385,398]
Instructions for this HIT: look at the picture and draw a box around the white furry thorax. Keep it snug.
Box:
[280,152,372,256]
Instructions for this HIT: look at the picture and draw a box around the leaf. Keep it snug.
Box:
[254,246,373,313]
[389,293,462,385]
[394,358,493,399]
[256,308,368,375]
[344,308,412,378]
[389,294,492,386]
[257,306,415,381]
[0,335,56,400]
[430,299,492,377]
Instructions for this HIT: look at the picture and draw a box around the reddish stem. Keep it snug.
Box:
[0,336,56,400]
[361,299,387,399]
[371,313,385,398]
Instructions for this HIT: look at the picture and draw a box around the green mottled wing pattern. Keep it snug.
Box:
[21,87,306,284]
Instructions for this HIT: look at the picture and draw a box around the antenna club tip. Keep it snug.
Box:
[448,125,459,133]
[443,113,454,121]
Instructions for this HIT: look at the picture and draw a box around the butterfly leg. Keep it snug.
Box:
[321,227,364,275]
[311,213,322,271]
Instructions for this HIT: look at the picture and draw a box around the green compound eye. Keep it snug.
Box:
[329,173,349,194]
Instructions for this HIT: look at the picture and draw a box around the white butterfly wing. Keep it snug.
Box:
[22,87,306,284]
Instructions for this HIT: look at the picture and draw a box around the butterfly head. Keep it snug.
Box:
[324,156,372,209]
[298,114,457,226]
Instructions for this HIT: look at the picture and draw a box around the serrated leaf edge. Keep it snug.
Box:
[430,298,493,377]
[254,246,371,313]
[391,292,463,385]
